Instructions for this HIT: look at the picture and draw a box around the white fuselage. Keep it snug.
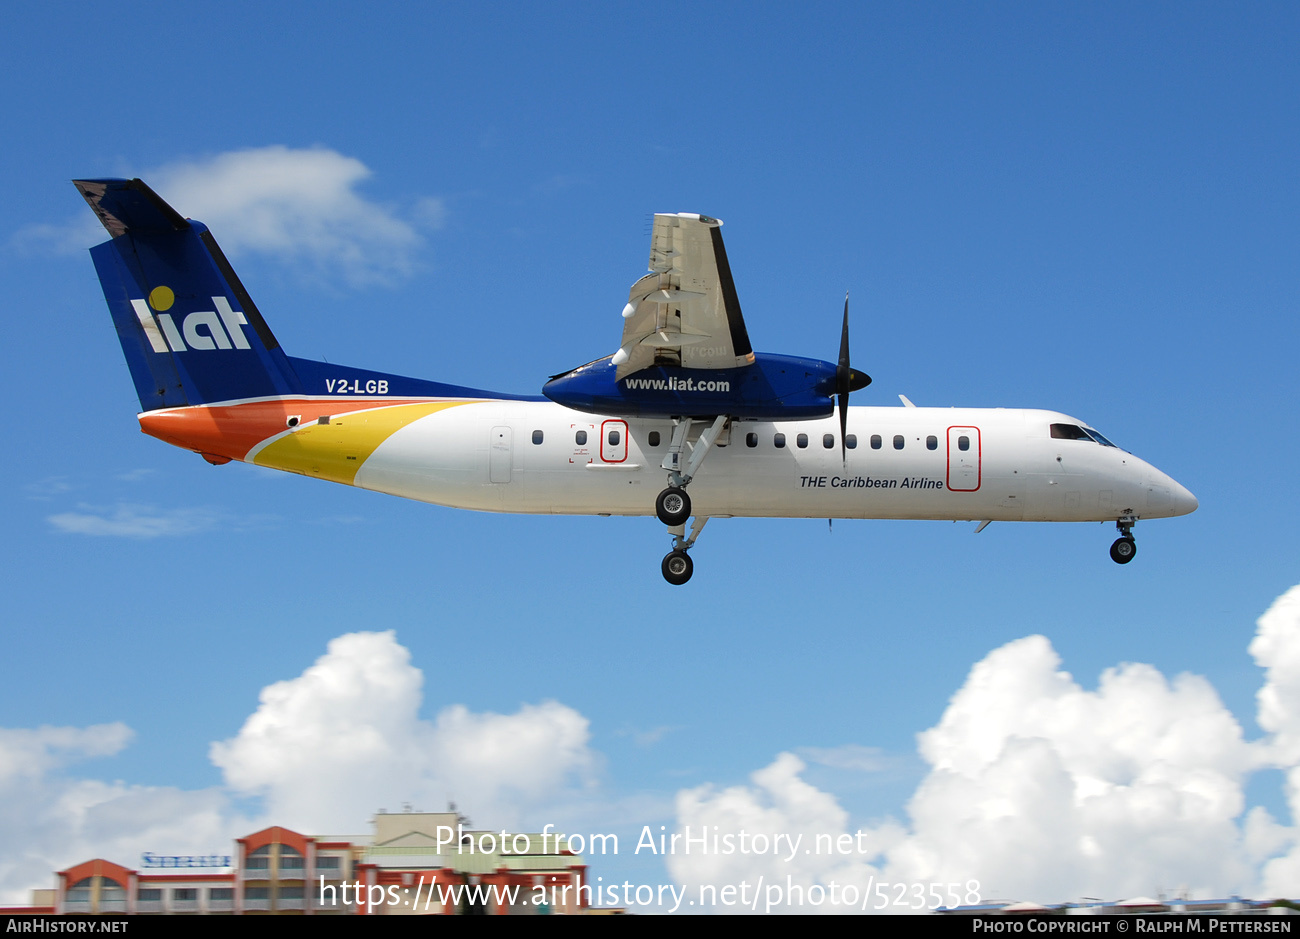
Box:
[346,401,1197,524]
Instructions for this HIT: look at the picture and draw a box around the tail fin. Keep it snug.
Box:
[75,178,301,410]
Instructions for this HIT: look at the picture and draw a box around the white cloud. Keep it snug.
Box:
[672,596,1300,911]
[47,502,224,538]
[47,502,277,538]
[671,753,901,913]
[26,146,441,286]
[1247,586,1300,896]
[150,146,440,286]
[210,631,595,833]
[1,632,597,903]
[0,725,238,905]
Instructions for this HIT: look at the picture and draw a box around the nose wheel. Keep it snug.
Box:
[1109,515,1137,564]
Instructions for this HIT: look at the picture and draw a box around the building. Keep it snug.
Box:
[16,811,600,915]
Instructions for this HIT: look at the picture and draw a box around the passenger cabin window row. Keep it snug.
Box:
[529,428,973,452]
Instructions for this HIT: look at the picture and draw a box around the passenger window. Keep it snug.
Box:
[575,430,587,445]
[649,431,660,447]
[870,434,882,449]
[926,435,937,450]
[797,433,808,448]
[823,434,834,449]
[893,435,904,450]
[746,432,758,448]
[608,430,620,446]
[774,433,786,449]
[532,430,543,445]
[845,434,857,449]
[958,435,970,451]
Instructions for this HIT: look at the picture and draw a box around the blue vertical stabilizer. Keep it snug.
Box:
[76,178,302,410]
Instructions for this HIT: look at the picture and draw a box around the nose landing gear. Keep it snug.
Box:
[1109,515,1138,565]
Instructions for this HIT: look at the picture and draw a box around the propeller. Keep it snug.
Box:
[836,292,871,464]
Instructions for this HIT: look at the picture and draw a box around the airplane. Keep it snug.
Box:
[74,177,1197,585]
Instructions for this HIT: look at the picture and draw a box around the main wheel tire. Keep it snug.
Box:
[661,550,694,585]
[655,487,691,526]
[1110,537,1137,564]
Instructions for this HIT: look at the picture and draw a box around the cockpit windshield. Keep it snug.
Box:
[1049,423,1120,449]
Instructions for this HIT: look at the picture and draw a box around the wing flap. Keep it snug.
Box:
[614,214,754,380]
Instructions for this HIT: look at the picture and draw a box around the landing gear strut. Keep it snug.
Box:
[654,415,728,582]
[1110,515,1137,565]
[661,517,708,585]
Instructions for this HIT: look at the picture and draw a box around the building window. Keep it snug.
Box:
[893,435,905,450]
[870,434,882,449]
[247,845,271,869]
[66,880,92,903]
[531,430,543,445]
[245,887,270,901]
[210,888,234,901]
[797,433,808,449]
[280,886,305,900]
[649,431,661,447]
[173,888,197,902]
[846,434,857,449]
[137,889,161,902]
[926,435,937,450]
[774,433,786,449]
[316,857,341,870]
[575,430,587,445]
[746,432,758,448]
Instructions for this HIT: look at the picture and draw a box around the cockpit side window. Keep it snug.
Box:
[1083,428,1119,448]
[1050,423,1091,441]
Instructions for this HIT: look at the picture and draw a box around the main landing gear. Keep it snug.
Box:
[655,415,728,584]
[661,517,708,585]
[1109,515,1138,565]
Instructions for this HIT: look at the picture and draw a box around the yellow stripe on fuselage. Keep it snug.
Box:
[253,401,469,485]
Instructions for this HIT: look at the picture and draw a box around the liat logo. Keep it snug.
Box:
[130,286,251,353]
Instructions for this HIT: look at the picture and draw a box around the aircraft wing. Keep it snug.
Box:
[612,213,755,381]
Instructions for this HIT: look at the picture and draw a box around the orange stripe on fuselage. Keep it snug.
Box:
[137,398,443,462]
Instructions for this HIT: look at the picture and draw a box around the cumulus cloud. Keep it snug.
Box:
[26,146,441,287]
[0,725,237,905]
[672,593,1300,911]
[1249,586,1300,896]
[1,631,596,903]
[211,631,595,833]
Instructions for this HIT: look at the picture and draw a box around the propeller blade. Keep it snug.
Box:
[838,293,850,464]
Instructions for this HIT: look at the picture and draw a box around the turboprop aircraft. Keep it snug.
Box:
[75,177,1197,585]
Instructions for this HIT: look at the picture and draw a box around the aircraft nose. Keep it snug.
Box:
[1171,480,1198,516]
[1144,472,1197,517]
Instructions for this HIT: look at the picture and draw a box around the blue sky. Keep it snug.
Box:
[3,1,1299,911]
